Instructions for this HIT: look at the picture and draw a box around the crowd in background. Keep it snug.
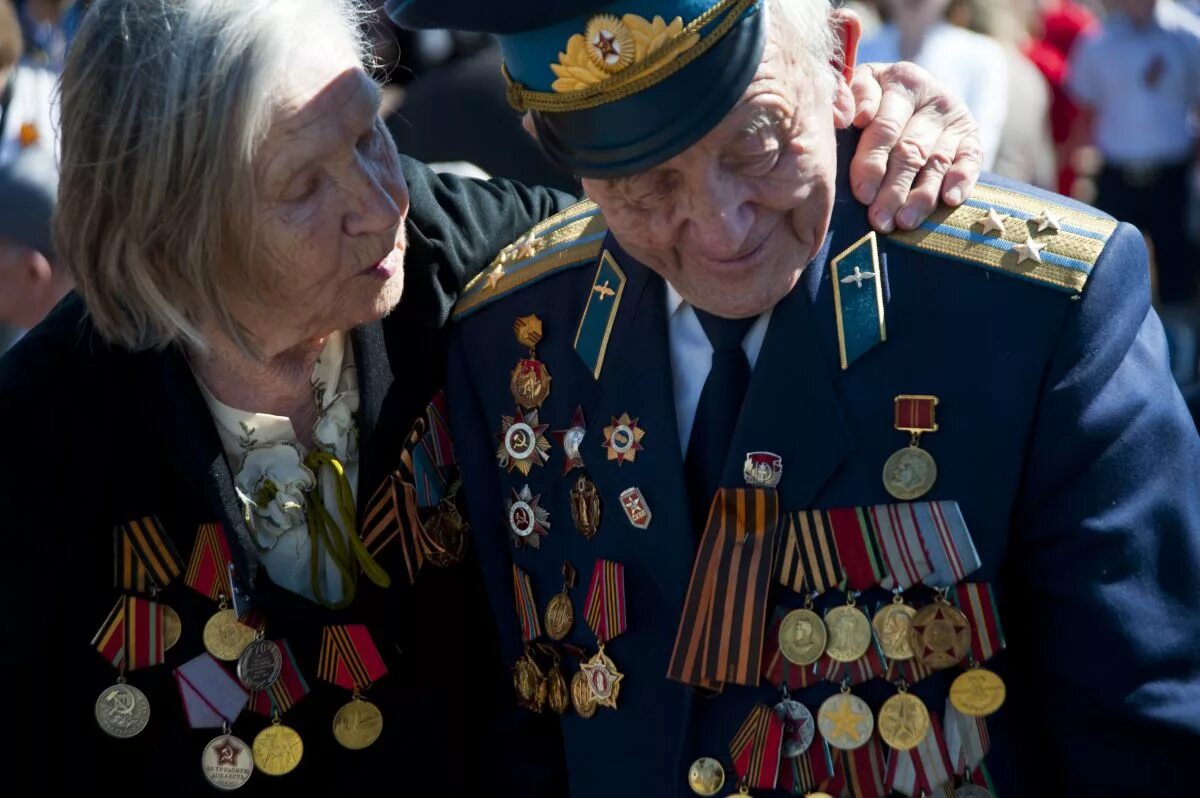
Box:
[1,0,1198,422]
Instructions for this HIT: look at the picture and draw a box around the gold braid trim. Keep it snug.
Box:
[504,0,758,113]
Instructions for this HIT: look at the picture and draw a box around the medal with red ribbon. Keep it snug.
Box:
[91,595,167,671]
[247,639,309,777]
[668,488,781,689]
[763,607,823,691]
[730,703,785,792]
[883,395,940,501]
[825,508,888,592]
[248,639,310,717]
[948,582,1007,720]
[580,559,626,710]
[826,737,888,798]
[318,625,389,750]
[778,738,835,795]
[821,635,886,686]
[185,523,234,602]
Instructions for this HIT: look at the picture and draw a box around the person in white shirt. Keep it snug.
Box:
[859,0,1010,169]
[0,0,58,169]
[1069,0,1200,303]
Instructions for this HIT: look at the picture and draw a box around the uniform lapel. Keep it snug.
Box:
[580,237,697,607]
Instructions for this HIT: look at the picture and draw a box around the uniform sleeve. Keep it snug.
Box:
[398,156,579,328]
[1065,35,1101,108]
[1011,222,1200,789]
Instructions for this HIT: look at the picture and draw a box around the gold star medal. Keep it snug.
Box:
[877,684,930,751]
[580,645,624,710]
[883,394,939,501]
[603,413,645,464]
[580,559,627,710]
[496,408,551,475]
[510,315,552,409]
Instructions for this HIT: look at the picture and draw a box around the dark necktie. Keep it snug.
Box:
[684,308,757,531]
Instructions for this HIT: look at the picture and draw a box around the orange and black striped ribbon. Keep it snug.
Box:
[730,703,785,790]
[317,624,388,692]
[583,559,626,643]
[90,595,165,672]
[249,640,311,716]
[668,488,780,689]
[512,565,542,642]
[828,737,888,798]
[91,596,127,670]
[779,739,835,794]
[777,511,845,594]
[184,523,233,602]
[113,517,183,595]
[762,607,821,690]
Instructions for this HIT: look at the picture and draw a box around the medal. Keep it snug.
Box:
[544,562,577,641]
[553,405,588,474]
[236,635,283,691]
[950,667,1006,717]
[579,645,623,709]
[872,595,917,661]
[729,703,785,792]
[763,607,819,691]
[512,649,546,712]
[570,670,597,718]
[424,481,469,567]
[743,452,783,488]
[878,686,931,750]
[496,409,551,475]
[580,559,627,709]
[546,659,571,714]
[824,601,873,663]
[569,475,602,538]
[202,730,255,791]
[688,757,727,796]
[204,605,258,662]
[816,688,874,751]
[619,486,652,530]
[332,694,384,750]
[94,680,151,739]
[777,607,827,666]
[506,485,550,548]
[253,717,304,777]
[909,596,972,670]
[318,625,389,749]
[602,413,645,464]
[91,595,169,673]
[774,694,816,758]
[883,395,940,500]
[162,605,182,651]
[510,315,552,409]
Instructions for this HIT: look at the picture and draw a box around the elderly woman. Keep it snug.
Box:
[0,0,981,793]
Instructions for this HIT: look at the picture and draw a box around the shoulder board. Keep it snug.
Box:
[887,182,1118,293]
[453,199,608,320]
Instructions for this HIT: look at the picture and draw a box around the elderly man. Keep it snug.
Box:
[390,0,1200,795]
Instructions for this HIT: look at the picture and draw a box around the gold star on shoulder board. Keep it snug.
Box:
[485,264,505,291]
[975,207,1008,236]
[1013,236,1045,264]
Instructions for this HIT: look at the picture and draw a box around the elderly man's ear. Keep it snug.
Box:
[830,7,862,129]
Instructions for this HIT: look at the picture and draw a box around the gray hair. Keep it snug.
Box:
[769,0,841,95]
[56,0,372,353]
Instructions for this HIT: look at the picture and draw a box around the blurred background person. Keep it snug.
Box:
[950,0,1057,187]
[859,0,1009,168]
[0,141,67,352]
[1068,0,1200,305]
[1,0,58,166]
[13,0,84,71]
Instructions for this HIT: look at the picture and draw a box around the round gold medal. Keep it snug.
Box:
[512,654,543,711]
[162,605,182,651]
[882,446,937,501]
[872,602,917,661]
[687,757,726,796]
[203,609,257,662]
[252,723,303,776]
[824,604,872,663]
[908,601,971,670]
[570,670,597,718]
[949,667,1006,717]
[778,608,827,666]
[546,665,570,714]
[877,691,930,750]
[332,698,383,750]
[95,682,151,739]
[545,591,574,641]
[817,692,874,751]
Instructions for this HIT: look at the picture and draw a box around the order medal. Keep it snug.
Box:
[909,598,972,670]
[510,315,552,409]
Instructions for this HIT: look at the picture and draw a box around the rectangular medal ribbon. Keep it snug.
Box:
[894,395,938,433]
[829,737,888,798]
[91,595,127,670]
[884,656,935,686]
[822,635,886,686]
[730,703,784,790]
[917,501,981,587]
[954,582,1006,662]
[779,739,834,795]
[317,624,388,691]
[763,607,820,690]
[944,704,990,775]
[248,639,310,716]
[174,652,249,728]
[668,488,781,689]
[123,595,165,670]
[827,507,888,592]
[777,511,845,595]
[184,522,234,602]
[885,713,954,796]
[583,559,626,643]
[869,503,935,591]
[113,516,183,594]
[512,564,543,643]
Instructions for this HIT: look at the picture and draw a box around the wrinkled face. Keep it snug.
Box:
[581,21,848,319]
[231,44,409,352]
